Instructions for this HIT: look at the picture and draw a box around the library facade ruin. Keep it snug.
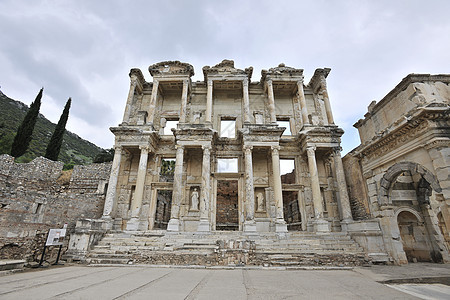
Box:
[102,60,351,234]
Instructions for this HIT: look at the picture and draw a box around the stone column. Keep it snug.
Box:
[180,79,189,123]
[243,78,251,124]
[206,79,213,123]
[306,146,329,232]
[147,79,159,126]
[198,145,211,232]
[297,81,309,125]
[103,146,123,222]
[320,78,334,125]
[271,146,287,232]
[126,146,149,230]
[244,145,256,232]
[267,80,277,124]
[122,78,137,124]
[332,147,353,227]
[167,144,184,231]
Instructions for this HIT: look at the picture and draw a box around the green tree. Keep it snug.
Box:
[45,98,71,161]
[10,88,43,158]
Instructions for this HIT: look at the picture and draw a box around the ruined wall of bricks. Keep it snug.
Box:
[0,154,111,262]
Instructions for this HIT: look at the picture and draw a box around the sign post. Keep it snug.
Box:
[38,224,67,267]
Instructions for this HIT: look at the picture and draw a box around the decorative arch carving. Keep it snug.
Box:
[395,206,424,223]
[379,161,442,205]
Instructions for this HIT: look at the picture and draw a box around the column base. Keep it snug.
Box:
[126,218,140,231]
[243,221,257,232]
[340,219,353,232]
[100,215,114,231]
[275,219,288,233]
[313,219,330,232]
[197,219,210,232]
[167,218,180,232]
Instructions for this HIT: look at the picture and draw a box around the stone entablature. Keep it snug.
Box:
[104,59,351,235]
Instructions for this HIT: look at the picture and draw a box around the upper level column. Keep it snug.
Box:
[167,144,185,232]
[198,145,212,232]
[297,81,309,125]
[103,146,122,221]
[320,77,334,125]
[243,78,251,124]
[206,79,213,123]
[180,79,189,123]
[147,79,159,126]
[267,79,277,124]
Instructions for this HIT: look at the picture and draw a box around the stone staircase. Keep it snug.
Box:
[86,230,368,267]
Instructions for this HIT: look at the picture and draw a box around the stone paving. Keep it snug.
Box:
[1,263,449,299]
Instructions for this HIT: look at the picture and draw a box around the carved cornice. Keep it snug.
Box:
[129,68,146,85]
[260,63,304,84]
[355,107,449,161]
[148,61,194,77]
[202,59,253,82]
[307,68,331,92]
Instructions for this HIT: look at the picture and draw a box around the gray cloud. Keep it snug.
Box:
[1,0,449,151]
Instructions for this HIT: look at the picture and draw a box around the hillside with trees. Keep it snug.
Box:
[0,90,104,165]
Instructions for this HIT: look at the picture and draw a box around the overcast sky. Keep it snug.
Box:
[1,0,449,154]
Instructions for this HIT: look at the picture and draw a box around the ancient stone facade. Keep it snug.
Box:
[344,74,450,264]
[100,60,353,235]
[0,154,110,261]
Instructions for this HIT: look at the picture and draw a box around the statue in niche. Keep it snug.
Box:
[190,188,199,210]
[256,192,265,211]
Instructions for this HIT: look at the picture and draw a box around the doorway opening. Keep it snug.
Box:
[216,180,239,231]
[154,190,172,229]
[398,210,432,262]
[283,191,301,231]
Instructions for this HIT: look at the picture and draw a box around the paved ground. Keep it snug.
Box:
[0,263,448,299]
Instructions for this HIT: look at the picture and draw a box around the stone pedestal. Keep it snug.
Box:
[243,221,257,232]
[197,220,210,232]
[126,217,140,231]
[314,219,330,233]
[167,218,180,232]
[275,222,288,233]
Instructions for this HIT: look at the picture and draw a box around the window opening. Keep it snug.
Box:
[277,119,291,135]
[217,158,238,173]
[280,159,295,184]
[160,158,176,182]
[220,119,236,138]
[164,119,178,135]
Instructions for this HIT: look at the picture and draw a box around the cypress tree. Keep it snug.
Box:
[45,98,71,161]
[10,88,43,158]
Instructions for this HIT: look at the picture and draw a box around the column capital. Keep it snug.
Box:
[114,145,123,153]
[242,77,249,87]
[152,78,159,85]
[175,144,185,151]
[139,145,150,152]
[306,146,316,155]
[202,144,212,151]
[332,146,343,155]
[266,79,273,85]
[271,145,280,154]
[207,79,213,86]
[243,145,253,152]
